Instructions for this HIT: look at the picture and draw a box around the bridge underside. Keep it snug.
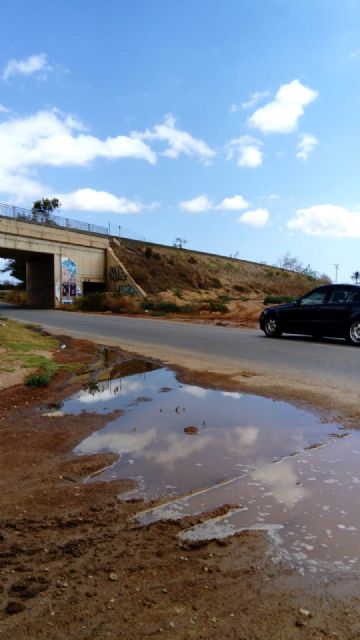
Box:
[0,217,145,308]
[1,248,55,308]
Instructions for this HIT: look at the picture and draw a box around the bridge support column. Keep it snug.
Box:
[26,254,55,308]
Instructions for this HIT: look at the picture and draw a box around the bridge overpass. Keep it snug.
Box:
[0,204,144,308]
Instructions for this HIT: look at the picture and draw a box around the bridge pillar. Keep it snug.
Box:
[26,254,55,308]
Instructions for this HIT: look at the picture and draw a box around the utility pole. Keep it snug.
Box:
[334,263,339,283]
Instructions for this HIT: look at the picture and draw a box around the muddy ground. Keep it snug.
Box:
[1,335,360,640]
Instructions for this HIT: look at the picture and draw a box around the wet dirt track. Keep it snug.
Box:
[1,330,360,637]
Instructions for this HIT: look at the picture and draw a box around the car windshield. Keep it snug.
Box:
[300,290,328,305]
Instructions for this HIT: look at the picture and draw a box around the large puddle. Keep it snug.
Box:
[62,365,360,576]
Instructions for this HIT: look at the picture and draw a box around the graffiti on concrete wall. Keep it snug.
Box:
[109,264,138,296]
[114,284,138,296]
[61,257,77,304]
[109,265,127,282]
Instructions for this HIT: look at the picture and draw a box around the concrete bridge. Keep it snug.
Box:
[0,208,144,308]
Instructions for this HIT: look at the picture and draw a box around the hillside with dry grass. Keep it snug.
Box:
[1,239,329,327]
[110,239,329,326]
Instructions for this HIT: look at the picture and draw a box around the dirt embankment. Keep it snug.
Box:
[1,334,360,639]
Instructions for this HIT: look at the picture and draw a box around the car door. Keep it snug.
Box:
[280,287,330,335]
[319,287,353,337]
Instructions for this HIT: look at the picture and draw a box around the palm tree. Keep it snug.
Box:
[351,271,360,284]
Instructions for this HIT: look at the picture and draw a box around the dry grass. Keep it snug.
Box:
[113,240,327,302]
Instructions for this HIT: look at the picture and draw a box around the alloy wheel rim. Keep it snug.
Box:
[266,318,278,335]
[350,322,360,343]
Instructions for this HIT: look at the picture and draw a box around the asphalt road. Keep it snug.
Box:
[1,304,359,382]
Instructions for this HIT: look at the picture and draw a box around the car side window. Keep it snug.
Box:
[349,290,360,303]
[300,290,328,305]
[327,289,350,304]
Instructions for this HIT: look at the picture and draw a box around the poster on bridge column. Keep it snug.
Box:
[61,257,77,304]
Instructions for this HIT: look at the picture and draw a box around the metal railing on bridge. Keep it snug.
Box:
[0,202,110,237]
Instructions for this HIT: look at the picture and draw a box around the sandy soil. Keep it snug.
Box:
[1,335,360,639]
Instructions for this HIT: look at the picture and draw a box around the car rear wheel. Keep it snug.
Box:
[264,315,282,338]
[348,321,360,345]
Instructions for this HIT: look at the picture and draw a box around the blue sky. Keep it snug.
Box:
[1,0,360,283]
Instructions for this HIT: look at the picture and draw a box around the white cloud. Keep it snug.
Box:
[238,208,269,227]
[287,204,360,238]
[227,135,263,168]
[0,108,156,201]
[296,133,318,161]
[179,193,249,214]
[252,461,307,507]
[3,53,52,81]
[57,188,144,214]
[216,195,249,211]
[0,104,9,113]
[248,79,318,134]
[241,90,270,110]
[179,194,213,213]
[133,114,215,163]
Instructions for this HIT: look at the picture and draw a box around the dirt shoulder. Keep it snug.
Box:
[1,334,359,639]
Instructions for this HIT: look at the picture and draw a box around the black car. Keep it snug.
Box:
[259,284,360,345]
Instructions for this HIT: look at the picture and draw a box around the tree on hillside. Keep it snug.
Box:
[351,271,360,284]
[173,237,187,249]
[31,198,61,223]
[277,252,329,281]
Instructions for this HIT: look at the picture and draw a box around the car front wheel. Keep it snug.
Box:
[264,315,282,338]
[348,321,360,345]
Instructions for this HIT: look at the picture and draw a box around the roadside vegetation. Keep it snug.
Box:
[71,242,329,325]
[0,239,331,326]
[0,317,81,387]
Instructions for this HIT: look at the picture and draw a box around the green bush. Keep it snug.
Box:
[26,371,51,387]
[141,299,180,313]
[157,301,180,313]
[264,295,296,305]
[74,293,105,311]
[141,298,155,311]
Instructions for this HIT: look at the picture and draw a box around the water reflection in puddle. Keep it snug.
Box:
[64,368,341,503]
[63,367,360,576]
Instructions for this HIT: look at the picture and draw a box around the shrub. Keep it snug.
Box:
[141,298,155,311]
[103,294,140,314]
[263,295,296,305]
[140,299,180,313]
[157,301,180,313]
[144,247,153,258]
[74,292,105,311]
[188,256,197,264]
[180,305,195,314]
[26,371,51,387]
